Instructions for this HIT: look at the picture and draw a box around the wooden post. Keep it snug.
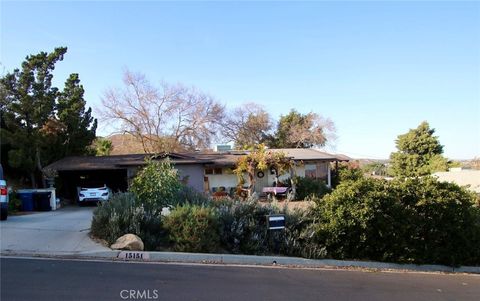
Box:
[327,164,332,188]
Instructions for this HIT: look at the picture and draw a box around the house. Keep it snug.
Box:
[44,149,349,200]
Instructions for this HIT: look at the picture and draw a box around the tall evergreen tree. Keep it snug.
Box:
[0,47,97,187]
[56,73,97,156]
[390,121,449,177]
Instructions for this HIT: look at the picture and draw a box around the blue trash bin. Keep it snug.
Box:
[18,192,34,211]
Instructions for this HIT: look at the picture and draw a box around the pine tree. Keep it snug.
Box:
[0,47,97,187]
[56,73,97,156]
[390,121,449,177]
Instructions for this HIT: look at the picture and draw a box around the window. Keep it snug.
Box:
[305,164,317,178]
[205,168,223,175]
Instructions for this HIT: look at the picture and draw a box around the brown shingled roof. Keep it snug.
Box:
[44,153,215,171]
[44,149,348,171]
[271,148,338,161]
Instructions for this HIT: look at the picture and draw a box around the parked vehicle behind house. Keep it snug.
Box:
[77,184,111,205]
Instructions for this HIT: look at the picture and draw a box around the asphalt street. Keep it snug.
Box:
[1,257,479,301]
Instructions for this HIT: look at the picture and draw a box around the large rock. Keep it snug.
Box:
[111,234,144,251]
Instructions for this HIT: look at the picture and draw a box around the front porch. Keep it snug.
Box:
[202,160,334,199]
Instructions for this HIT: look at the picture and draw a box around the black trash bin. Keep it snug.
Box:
[33,192,52,211]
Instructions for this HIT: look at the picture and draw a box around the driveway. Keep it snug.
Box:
[0,206,109,255]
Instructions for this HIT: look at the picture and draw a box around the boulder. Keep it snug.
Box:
[110,234,144,251]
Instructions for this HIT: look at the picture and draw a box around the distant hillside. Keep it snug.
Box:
[356,159,390,166]
[107,134,147,155]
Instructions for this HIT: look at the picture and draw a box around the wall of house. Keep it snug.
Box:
[207,174,238,191]
[273,161,330,186]
[204,161,332,194]
[176,164,205,192]
[127,167,139,188]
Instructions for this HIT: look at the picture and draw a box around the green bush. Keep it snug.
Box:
[294,176,331,200]
[391,177,480,266]
[331,164,364,187]
[311,177,408,262]
[175,185,211,206]
[8,191,21,212]
[214,198,318,256]
[130,159,182,209]
[279,207,327,258]
[214,199,275,254]
[90,192,164,250]
[310,176,480,266]
[163,204,220,253]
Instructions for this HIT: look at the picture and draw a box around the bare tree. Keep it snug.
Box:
[100,70,225,153]
[222,103,273,149]
[287,113,336,148]
[167,84,225,150]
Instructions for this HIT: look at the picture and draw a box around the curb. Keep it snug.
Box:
[2,250,479,274]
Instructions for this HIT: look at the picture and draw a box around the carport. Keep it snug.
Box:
[44,153,216,201]
[57,169,128,201]
[43,155,146,201]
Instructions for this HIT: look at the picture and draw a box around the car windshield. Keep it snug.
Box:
[81,184,106,189]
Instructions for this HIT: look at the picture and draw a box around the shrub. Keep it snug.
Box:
[90,192,164,250]
[310,176,480,266]
[175,185,211,206]
[130,159,182,209]
[163,204,220,253]
[391,177,480,266]
[311,178,408,262]
[214,199,281,254]
[8,191,21,212]
[294,176,331,200]
[279,207,326,258]
[331,164,364,187]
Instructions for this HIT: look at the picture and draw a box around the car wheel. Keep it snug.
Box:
[0,209,7,221]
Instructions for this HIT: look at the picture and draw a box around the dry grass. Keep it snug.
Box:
[259,199,314,211]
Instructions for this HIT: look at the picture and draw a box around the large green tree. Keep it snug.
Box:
[56,73,97,156]
[94,138,113,156]
[0,47,97,187]
[270,109,335,148]
[389,121,449,177]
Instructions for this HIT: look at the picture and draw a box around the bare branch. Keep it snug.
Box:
[100,70,225,153]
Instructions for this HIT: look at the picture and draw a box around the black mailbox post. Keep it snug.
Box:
[267,214,285,254]
[267,214,285,230]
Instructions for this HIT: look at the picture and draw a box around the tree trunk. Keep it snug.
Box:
[36,147,46,188]
[248,172,255,197]
[289,166,296,197]
[30,172,36,189]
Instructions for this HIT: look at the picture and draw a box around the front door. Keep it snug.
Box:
[254,170,269,193]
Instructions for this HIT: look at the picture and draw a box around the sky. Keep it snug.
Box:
[1,1,479,159]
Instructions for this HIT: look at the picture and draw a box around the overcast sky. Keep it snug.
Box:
[2,1,479,159]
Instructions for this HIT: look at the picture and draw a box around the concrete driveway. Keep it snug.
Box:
[0,206,109,255]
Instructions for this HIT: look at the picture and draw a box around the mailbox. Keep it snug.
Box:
[267,214,285,230]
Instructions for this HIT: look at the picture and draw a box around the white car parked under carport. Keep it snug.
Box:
[77,184,111,205]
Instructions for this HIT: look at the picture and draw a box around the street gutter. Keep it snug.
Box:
[1,250,479,274]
